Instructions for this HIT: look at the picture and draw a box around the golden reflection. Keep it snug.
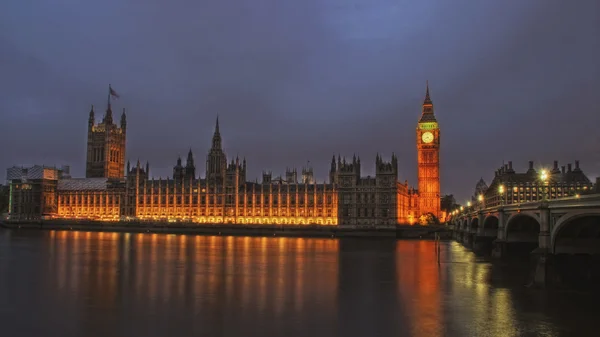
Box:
[177,235,187,299]
[275,238,286,316]
[396,240,443,337]
[164,234,174,301]
[48,230,121,310]
[149,233,158,305]
[43,231,340,331]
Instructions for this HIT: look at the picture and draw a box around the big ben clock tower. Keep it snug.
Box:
[416,82,441,219]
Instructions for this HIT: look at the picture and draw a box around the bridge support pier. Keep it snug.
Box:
[473,236,494,255]
[492,240,507,258]
[529,249,557,288]
[458,231,466,244]
[463,233,474,248]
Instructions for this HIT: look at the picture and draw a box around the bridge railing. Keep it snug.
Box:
[447,193,600,220]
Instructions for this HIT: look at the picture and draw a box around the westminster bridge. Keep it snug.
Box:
[447,194,600,287]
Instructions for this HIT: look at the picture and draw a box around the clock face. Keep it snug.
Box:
[422,132,434,144]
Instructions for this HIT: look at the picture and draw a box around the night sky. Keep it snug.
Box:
[1,0,599,203]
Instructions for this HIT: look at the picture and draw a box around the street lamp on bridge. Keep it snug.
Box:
[477,194,484,209]
[539,169,549,201]
[498,184,505,206]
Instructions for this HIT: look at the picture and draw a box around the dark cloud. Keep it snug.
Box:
[1,0,599,203]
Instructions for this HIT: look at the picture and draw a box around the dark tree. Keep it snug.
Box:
[440,194,457,213]
[0,185,8,213]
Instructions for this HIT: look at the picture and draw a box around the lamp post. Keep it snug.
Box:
[539,169,549,201]
[498,185,505,206]
[477,194,484,210]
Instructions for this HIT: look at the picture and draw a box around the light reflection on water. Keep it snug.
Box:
[0,229,597,337]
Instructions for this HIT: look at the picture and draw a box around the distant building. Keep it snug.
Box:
[483,160,593,208]
[7,85,441,225]
[5,165,70,220]
[470,178,489,203]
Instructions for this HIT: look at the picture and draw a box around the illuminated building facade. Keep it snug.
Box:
[483,160,594,208]
[56,178,125,220]
[6,85,443,225]
[416,83,441,219]
[122,121,339,225]
[86,98,126,179]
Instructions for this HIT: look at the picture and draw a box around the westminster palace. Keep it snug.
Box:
[6,85,442,226]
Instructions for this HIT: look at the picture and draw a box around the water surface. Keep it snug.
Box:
[0,230,596,337]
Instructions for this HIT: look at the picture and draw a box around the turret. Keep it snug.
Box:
[329,155,337,184]
[173,156,184,181]
[120,108,127,131]
[104,106,113,125]
[212,116,222,150]
[88,105,95,128]
[206,116,227,181]
[262,171,272,184]
[330,155,336,172]
[186,149,195,170]
[302,163,314,184]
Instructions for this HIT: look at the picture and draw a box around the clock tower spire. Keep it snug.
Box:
[416,81,441,220]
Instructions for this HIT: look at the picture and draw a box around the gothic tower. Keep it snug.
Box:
[416,82,441,218]
[206,117,227,182]
[185,148,196,180]
[86,87,126,179]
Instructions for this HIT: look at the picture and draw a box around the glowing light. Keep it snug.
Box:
[467,201,471,207]
[498,185,505,194]
[460,206,464,211]
[539,169,548,182]
[477,194,483,202]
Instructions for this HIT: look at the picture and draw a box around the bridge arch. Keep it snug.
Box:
[483,215,499,229]
[482,215,499,237]
[504,212,540,247]
[551,211,600,255]
[469,217,479,232]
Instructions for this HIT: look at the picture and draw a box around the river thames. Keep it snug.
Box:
[0,230,597,337]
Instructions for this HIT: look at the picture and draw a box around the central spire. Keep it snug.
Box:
[419,81,437,123]
[211,116,222,149]
[423,80,432,106]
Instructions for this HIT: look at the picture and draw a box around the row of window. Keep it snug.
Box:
[341,208,391,217]
[506,186,590,192]
[133,195,335,205]
[133,187,334,194]
[341,194,390,204]
[60,195,120,205]
[135,209,334,217]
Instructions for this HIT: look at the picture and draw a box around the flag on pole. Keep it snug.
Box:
[109,86,120,99]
